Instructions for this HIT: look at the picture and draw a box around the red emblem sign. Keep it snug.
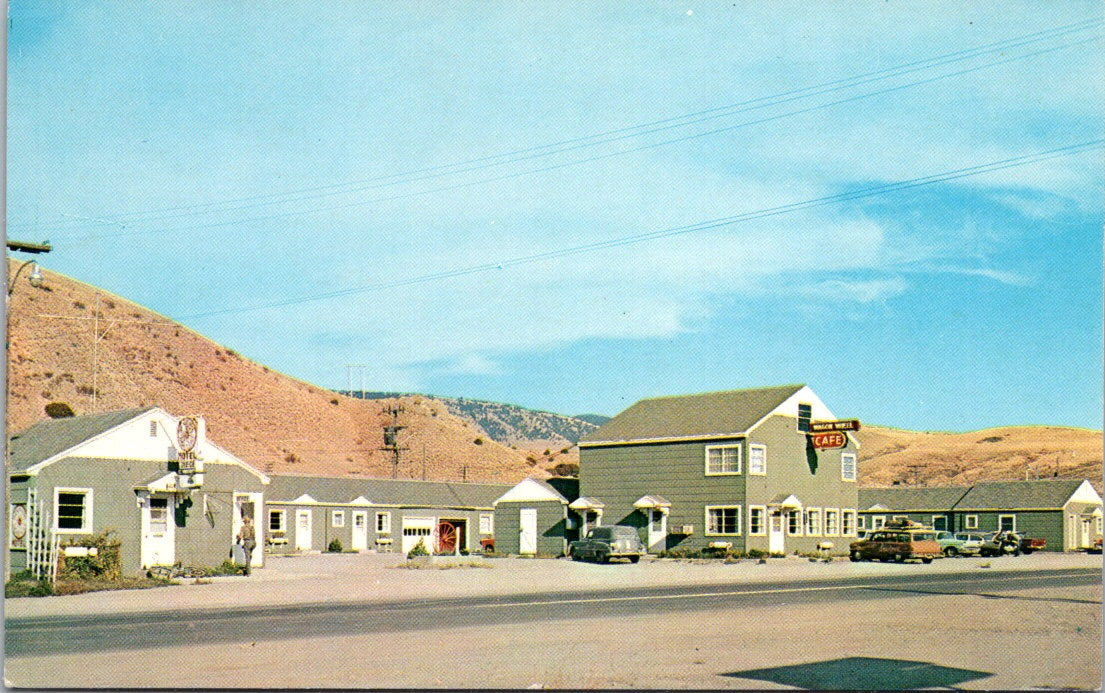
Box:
[810,432,848,450]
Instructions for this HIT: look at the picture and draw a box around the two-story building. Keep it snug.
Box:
[577,384,859,555]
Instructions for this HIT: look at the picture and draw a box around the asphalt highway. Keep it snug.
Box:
[6,567,1098,658]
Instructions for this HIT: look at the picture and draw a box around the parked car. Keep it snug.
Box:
[1088,537,1103,554]
[849,529,941,563]
[569,525,645,563]
[951,532,987,556]
[935,531,980,557]
[979,531,1023,557]
[1019,536,1046,554]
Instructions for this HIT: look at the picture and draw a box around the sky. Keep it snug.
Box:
[5,1,1104,431]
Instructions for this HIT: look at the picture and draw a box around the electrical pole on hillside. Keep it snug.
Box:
[344,364,369,399]
[381,404,407,478]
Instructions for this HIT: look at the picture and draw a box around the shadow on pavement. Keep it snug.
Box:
[721,656,992,690]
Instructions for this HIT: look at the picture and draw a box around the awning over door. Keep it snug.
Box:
[767,493,803,510]
[633,495,672,511]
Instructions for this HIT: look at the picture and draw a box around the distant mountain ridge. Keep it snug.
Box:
[338,391,604,448]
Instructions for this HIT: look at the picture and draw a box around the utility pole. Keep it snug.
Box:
[380,404,407,478]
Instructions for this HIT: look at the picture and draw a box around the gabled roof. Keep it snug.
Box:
[495,477,568,505]
[267,474,512,509]
[8,407,157,472]
[953,479,1093,511]
[580,384,806,446]
[858,486,971,512]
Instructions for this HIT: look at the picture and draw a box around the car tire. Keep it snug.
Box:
[629,555,640,564]
[598,551,609,564]
[944,547,958,557]
[850,550,862,562]
[922,558,933,564]
[894,553,904,563]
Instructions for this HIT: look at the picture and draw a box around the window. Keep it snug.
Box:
[375,512,391,534]
[479,513,494,534]
[841,453,856,481]
[269,509,286,533]
[787,510,803,535]
[749,506,766,536]
[842,510,856,535]
[806,508,821,535]
[149,420,158,437]
[932,515,948,531]
[331,510,345,528]
[857,514,866,530]
[825,509,839,535]
[872,515,886,529]
[706,506,741,535]
[999,514,1016,532]
[1096,515,1102,534]
[748,445,767,475]
[55,488,92,533]
[705,445,741,475]
[798,403,812,433]
[965,515,979,529]
[149,498,168,533]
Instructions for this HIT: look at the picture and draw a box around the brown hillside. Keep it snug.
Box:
[855,425,1103,492]
[5,261,546,483]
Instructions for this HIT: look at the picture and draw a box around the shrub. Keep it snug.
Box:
[474,438,484,446]
[44,401,75,418]
[407,538,430,559]
[59,530,122,581]
[327,539,343,553]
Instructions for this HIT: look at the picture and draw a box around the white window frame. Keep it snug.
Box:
[842,510,856,536]
[479,513,494,535]
[841,453,857,482]
[54,487,93,534]
[704,444,741,476]
[965,515,979,529]
[331,510,345,528]
[805,508,822,536]
[705,505,742,536]
[376,511,391,534]
[748,444,767,476]
[787,509,804,536]
[269,508,286,534]
[872,515,886,529]
[825,508,839,536]
[999,514,1016,532]
[857,514,867,530]
[748,505,766,536]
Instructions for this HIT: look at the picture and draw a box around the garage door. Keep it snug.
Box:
[402,516,435,554]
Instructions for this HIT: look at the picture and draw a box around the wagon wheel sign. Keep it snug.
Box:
[436,521,457,554]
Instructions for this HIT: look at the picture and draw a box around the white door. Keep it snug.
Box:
[295,509,313,551]
[234,492,264,567]
[140,495,175,568]
[351,511,368,552]
[769,512,784,554]
[519,508,538,554]
[648,509,667,553]
[402,516,435,554]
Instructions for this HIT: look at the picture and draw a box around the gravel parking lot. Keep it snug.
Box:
[6,549,1101,619]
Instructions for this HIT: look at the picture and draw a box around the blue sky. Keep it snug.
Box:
[6,2,1104,431]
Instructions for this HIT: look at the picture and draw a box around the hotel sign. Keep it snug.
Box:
[809,419,861,433]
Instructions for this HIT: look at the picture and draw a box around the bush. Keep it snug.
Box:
[327,539,343,553]
[58,530,122,581]
[406,538,430,559]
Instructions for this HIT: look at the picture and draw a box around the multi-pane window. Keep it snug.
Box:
[749,445,767,475]
[479,513,494,534]
[842,510,856,535]
[798,403,812,433]
[149,498,168,533]
[857,514,866,530]
[787,510,802,535]
[706,506,741,535]
[965,515,978,529]
[332,510,345,528]
[806,509,822,535]
[749,507,765,535]
[841,453,857,481]
[705,445,741,475]
[999,515,1016,532]
[55,489,91,532]
[825,510,839,535]
[376,512,391,534]
[872,516,886,529]
[269,509,286,533]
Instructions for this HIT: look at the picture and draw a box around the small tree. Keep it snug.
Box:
[406,538,430,559]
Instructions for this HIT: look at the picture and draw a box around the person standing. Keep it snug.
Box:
[237,515,257,575]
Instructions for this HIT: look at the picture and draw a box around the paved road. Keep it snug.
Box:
[7,567,1098,658]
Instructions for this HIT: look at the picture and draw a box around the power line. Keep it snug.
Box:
[175,138,1103,321]
[18,19,1102,241]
